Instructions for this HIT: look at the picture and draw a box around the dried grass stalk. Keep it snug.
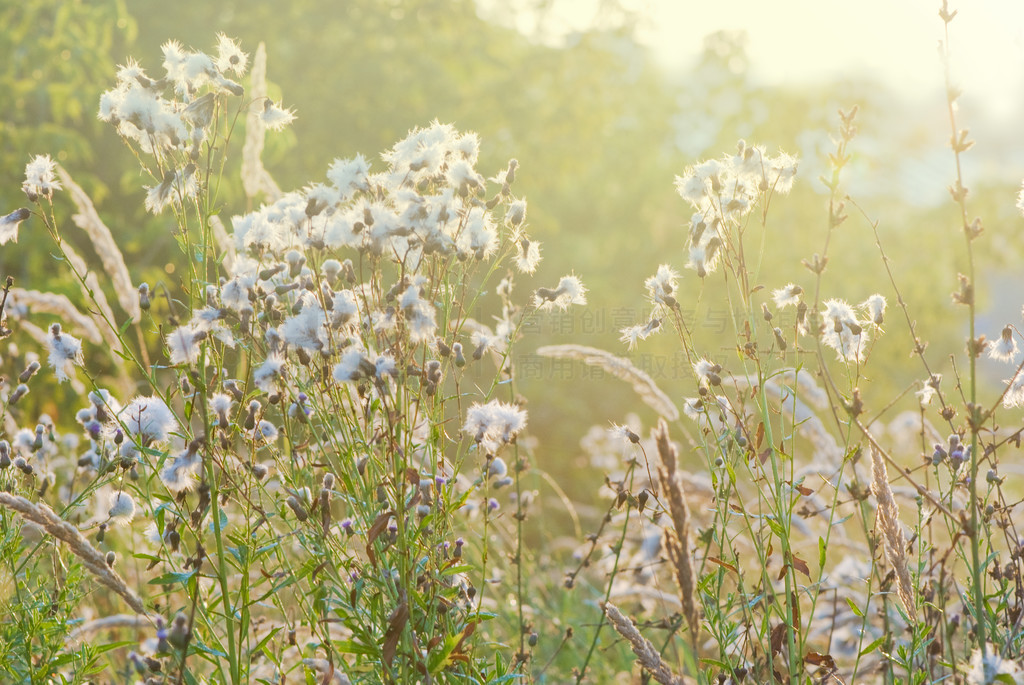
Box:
[654,418,699,639]
[209,214,236,273]
[56,165,141,322]
[59,242,124,356]
[869,445,917,621]
[66,613,149,643]
[603,601,685,685]
[0,493,148,615]
[242,42,282,202]
[536,345,679,420]
[11,288,103,344]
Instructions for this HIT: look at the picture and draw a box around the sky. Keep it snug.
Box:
[489,0,1024,120]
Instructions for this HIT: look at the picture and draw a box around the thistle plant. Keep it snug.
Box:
[3,5,1024,685]
[0,34,584,684]
[543,5,1024,684]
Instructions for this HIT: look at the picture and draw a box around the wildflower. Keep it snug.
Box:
[470,329,506,360]
[88,389,122,425]
[23,154,61,201]
[160,446,202,493]
[261,99,295,131]
[375,354,397,381]
[182,92,216,131]
[1003,369,1024,408]
[619,318,661,350]
[692,359,722,389]
[253,353,286,393]
[487,456,508,478]
[821,298,868,363]
[214,33,248,76]
[674,159,723,208]
[686,238,722,278]
[732,140,767,183]
[454,130,480,162]
[644,264,679,307]
[176,50,218,93]
[988,326,1019,363]
[145,165,198,214]
[772,283,803,309]
[120,396,177,444]
[460,206,498,259]
[534,275,587,311]
[0,208,30,245]
[767,152,799,193]
[254,419,278,443]
[609,423,640,444]
[280,306,328,353]
[861,294,887,326]
[371,307,398,334]
[463,400,527,452]
[515,237,541,274]
[108,491,136,525]
[327,154,370,200]
[447,158,485,194]
[209,393,234,427]
[506,198,527,227]
[165,324,204,365]
[399,285,438,343]
[329,289,359,328]
[320,259,344,285]
[333,349,372,382]
[219,275,255,312]
[384,120,454,182]
[47,323,83,383]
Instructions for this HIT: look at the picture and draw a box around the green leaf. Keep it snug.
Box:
[208,508,229,534]
[254,541,280,558]
[818,536,827,568]
[250,626,282,656]
[440,563,474,577]
[92,640,136,655]
[333,639,376,657]
[859,636,885,657]
[148,569,197,586]
[699,658,729,669]
[190,638,228,658]
[226,544,249,567]
[845,596,864,618]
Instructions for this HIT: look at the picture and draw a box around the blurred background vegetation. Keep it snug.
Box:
[3,0,1024,501]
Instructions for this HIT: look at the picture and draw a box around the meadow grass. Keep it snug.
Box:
[2,5,1024,683]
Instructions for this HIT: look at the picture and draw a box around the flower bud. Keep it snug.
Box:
[9,384,28,405]
[18,360,40,384]
[286,495,308,522]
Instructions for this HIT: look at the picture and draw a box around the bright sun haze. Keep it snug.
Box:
[501,0,1024,119]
